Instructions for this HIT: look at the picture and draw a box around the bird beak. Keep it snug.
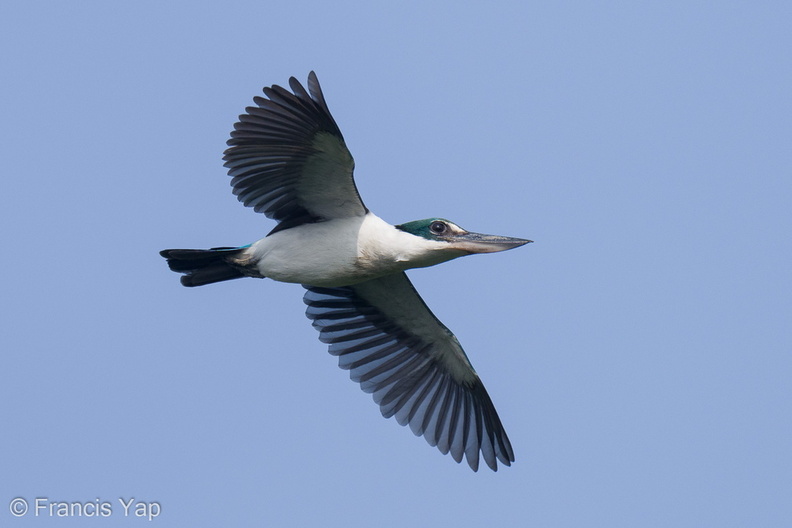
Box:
[448,232,533,254]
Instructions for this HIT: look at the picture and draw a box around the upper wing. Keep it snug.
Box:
[223,72,367,232]
[303,272,514,471]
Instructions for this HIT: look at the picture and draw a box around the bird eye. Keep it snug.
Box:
[430,221,447,234]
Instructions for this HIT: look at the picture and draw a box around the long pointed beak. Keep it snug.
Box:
[448,232,533,254]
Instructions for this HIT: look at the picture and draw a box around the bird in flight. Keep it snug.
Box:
[160,72,531,471]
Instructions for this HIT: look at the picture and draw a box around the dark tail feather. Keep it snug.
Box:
[159,246,249,287]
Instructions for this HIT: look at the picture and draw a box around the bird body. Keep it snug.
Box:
[237,212,466,287]
[161,72,531,471]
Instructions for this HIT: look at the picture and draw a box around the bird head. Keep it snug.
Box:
[395,218,531,255]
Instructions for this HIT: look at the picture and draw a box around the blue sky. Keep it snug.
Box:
[2,1,790,526]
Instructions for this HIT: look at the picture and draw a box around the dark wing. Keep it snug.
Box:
[303,272,514,471]
[223,72,367,232]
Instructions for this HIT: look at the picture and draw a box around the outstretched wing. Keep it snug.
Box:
[303,272,514,471]
[224,72,367,232]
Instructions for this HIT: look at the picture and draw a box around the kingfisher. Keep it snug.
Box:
[160,72,531,471]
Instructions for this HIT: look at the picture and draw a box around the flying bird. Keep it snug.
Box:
[160,72,531,471]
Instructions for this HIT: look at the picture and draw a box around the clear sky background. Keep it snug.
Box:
[2,2,790,526]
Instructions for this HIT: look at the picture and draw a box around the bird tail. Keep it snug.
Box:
[159,246,251,287]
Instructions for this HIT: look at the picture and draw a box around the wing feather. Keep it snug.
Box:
[223,72,367,231]
[303,272,514,471]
